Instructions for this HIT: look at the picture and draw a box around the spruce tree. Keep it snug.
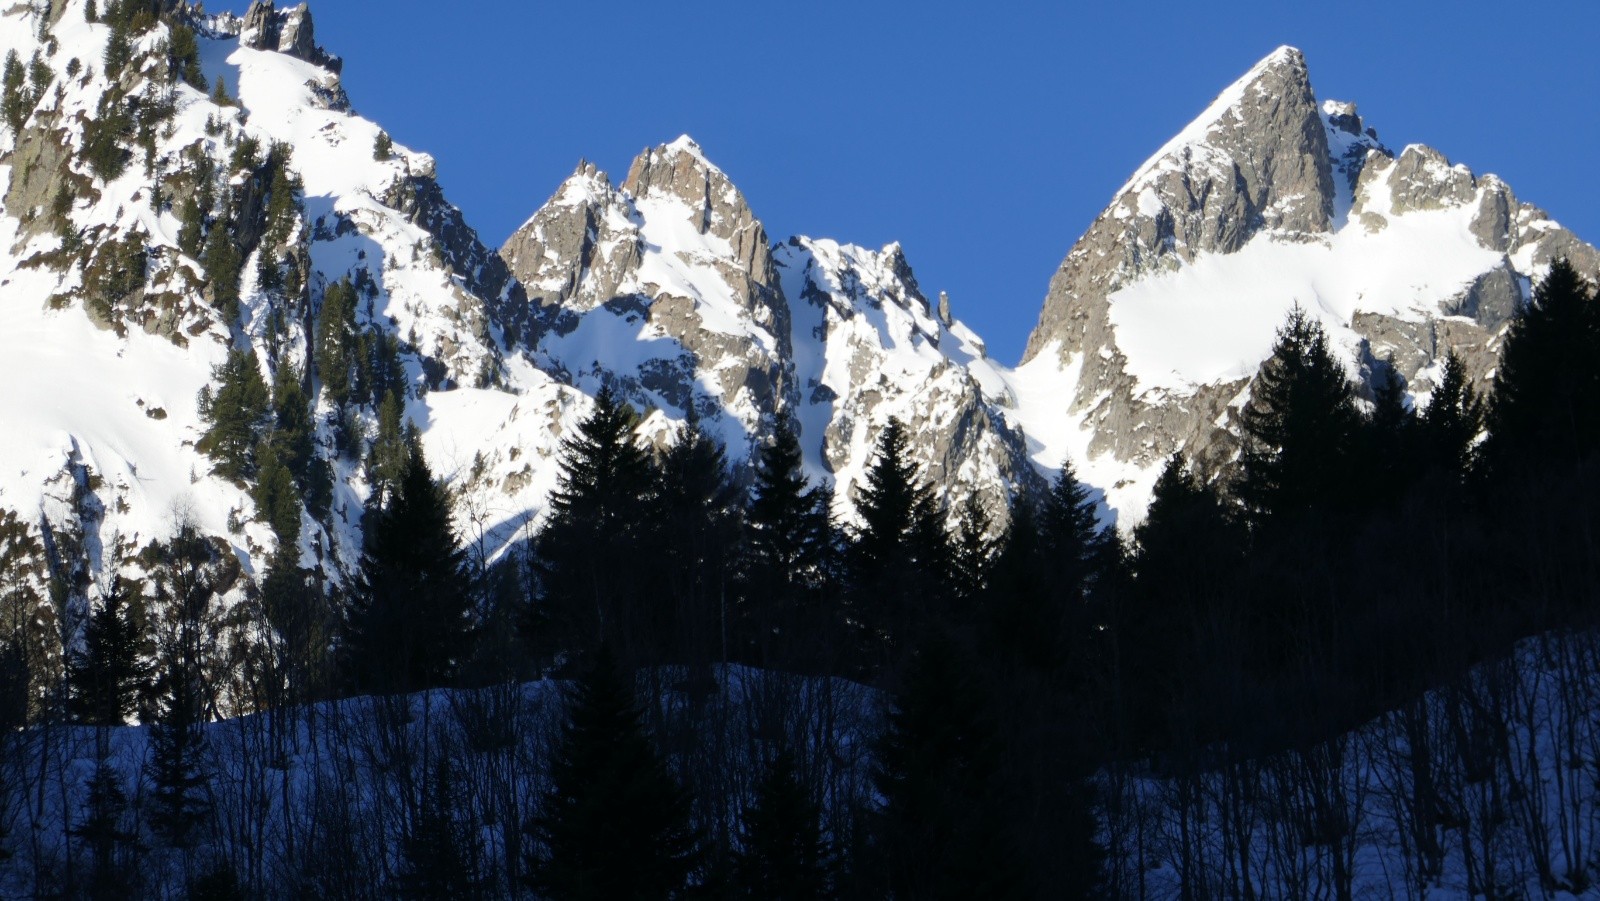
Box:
[646,410,740,666]
[1123,455,1247,749]
[845,418,949,668]
[871,637,1025,900]
[950,494,998,608]
[526,648,699,900]
[66,579,146,726]
[1236,306,1361,524]
[1037,456,1113,603]
[197,348,270,480]
[145,525,231,848]
[1481,259,1600,476]
[342,444,473,695]
[737,422,832,667]
[1419,350,1484,480]
[70,762,139,901]
[201,212,242,319]
[315,277,359,407]
[732,750,832,900]
[534,388,656,664]
[394,761,483,900]
[2,51,26,132]
[251,442,301,548]
[366,389,412,507]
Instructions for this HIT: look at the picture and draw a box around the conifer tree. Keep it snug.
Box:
[251,442,301,547]
[526,648,699,900]
[1123,455,1246,748]
[342,444,473,695]
[145,525,231,848]
[737,422,832,666]
[269,363,315,482]
[315,276,359,407]
[211,74,232,107]
[168,20,205,90]
[1236,306,1361,524]
[2,51,27,132]
[70,762,139,901]
[534,388,656,663]
[1037,457,1113,602]
[1356,364,1423,506]
[66,578,146,726]
[200,215,242,319]
[176,194,205,257]
[102,17,131,76]
[732,750,832,900]
[1419,350,1484,480]
[366,389,412,507]
[845,418,949,666]
[1481,259,1600,476]
[395,761,483,900]
[950,494,998,608]
[871,637,1024,899]
[197,348,270,480]
[646,410,740,666]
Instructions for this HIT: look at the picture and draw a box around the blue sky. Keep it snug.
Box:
[308,1,1600,365]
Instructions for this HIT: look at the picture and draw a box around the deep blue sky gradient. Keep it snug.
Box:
[305,1,1600,365]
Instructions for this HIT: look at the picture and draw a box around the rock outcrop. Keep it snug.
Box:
[1012,46,1600,511]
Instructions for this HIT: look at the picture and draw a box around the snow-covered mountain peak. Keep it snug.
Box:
[1010,44,1599,524]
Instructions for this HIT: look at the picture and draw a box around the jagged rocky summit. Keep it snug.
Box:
[1017,46,1599,491]
[0,1,1592,618]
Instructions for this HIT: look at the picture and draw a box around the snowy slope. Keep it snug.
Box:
[1013,45,1599,522]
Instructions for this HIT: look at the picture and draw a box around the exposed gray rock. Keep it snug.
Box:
[240,1,343,73]
[1012,45,1600,513]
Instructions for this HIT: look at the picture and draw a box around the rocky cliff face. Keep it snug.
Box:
[1015,45,1600,510]
[500,139,1038,524]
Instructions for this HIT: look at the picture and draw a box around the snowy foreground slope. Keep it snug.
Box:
[8,631,1600,899]
[0,3,1594,620]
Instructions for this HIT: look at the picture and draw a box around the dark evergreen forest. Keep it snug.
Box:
[3,259,1600,897]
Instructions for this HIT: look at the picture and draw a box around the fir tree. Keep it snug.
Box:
[102,17,131,76]
[871,637,1028,900]
[1,51,26,132]
[526,648,699,900]
[366,389,412,507]
[197,348,270,480]
[66,579,146,726]
[168,20,205,90]
[950,494,998,607]
[200,213,242,319]
[211,74,232,107]
[732,750,832,900]
[315,276,358,407]
[1037,456,1113,603]
[533,388,656,664]
[394,761,483,900]
[737,422,832,666]
[70,762,140,901]
[1236,306,1361,524]
[176,194,204,257]
[1123,455,1247,749]
[373,131,393,161]
[1481,259,1600,476]
[145,526,230,848]
[845,418,949,667]
[646,410,740,666]
[251,442,301,548]
[1419,350,1484,480]
[342,444,473,695]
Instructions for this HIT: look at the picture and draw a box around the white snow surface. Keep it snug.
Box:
[1106,202,1503,396]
